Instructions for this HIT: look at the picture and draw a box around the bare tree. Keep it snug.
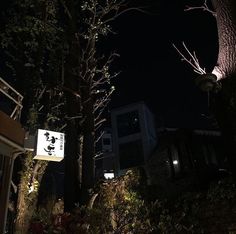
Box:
[59,0,133,207]
[75,0,127,205]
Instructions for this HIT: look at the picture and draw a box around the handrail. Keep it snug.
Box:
[0,77,23,120]
[0,78,23,99]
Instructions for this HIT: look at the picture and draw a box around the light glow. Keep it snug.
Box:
[173,160,178,165]
[104,172,114,179]
[28,184,34,194]
[212,66,224,81]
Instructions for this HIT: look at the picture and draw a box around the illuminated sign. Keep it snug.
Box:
[34,129,65,162]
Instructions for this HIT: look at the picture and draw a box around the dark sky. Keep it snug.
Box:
[0,0,218,129]
[109,0,218,128]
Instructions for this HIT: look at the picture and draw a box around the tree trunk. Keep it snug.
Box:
[211,0,236,80]
[64,119,81,211]
[15,154,47,233]
[80,34,96,204]
[81,95,95,205]
[63,0,82,212]
[210,0,236,177]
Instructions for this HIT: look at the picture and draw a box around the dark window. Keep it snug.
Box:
[103,138,111,145]
[117,111,140,137]
[119,140,144,169]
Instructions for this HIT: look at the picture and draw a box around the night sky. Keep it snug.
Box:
[0,0,219,129]
[109,0,218,129]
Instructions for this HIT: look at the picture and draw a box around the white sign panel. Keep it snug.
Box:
[34,129,65,162]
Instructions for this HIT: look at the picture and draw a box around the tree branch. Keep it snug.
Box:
[184,0,216,17]
[172,42,206,75]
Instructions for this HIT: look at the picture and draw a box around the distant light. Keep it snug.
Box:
[104,172,114,179]
[173,160,178,165]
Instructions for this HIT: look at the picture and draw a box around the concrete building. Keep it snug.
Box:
[96,101,226,195]
[111,102,157,176]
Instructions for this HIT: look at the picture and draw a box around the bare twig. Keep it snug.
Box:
[61,85,81,98]
[172,42,206,75]
[95,131,105,144]
[184,0,216,17]
[59,123,67,131]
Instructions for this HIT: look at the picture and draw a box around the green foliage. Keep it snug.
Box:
[30,171,236,234]
[154,177,236,234]
[207,177,236,202]
[31,169,154,233]
[0,0,65,131]
[91,170,153,233]
[156,194,203,234]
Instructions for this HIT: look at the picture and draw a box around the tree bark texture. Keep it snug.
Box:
[212,0,236,80]
[210,1,236,177]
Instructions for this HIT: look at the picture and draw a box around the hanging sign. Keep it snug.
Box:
[34,129,65,162]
